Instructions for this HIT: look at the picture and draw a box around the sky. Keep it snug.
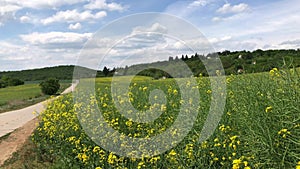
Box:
[0,0,300,71]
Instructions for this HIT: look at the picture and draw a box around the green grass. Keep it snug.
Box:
[4,68,300,168]
[0,83,71,113]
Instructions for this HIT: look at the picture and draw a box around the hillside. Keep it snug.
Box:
[0,65,97,82]
[117,49,300,78]
[1,49,300,81]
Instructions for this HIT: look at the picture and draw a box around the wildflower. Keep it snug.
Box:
[149,156,160,164]
[207,90,212,94]
[296,161,300,169]
[265,106,272,113]
[161,104,167,112]
[230,135,238,141]
[169,149,177,156]
[108,152,117,164]
[269,68,280,77]
[173,89,178,95]
[95,167,102,169]
[125,120,133,127]
[137,161,145,169]
[81,153,89,162]
[278,128,291,138]
[213,157,219,161]
[93,146,100,153]
[232,159,242,169]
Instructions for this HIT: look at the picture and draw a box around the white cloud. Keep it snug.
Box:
[188,0,209,8]
[0,3,21,25]
[41,9,106,25]
[20,32,92,45]
[132,23,168,34]
[84,0,126,11]
[19,15,31,23]
[0,4,21,13]
[0,41,79,71]
[165,0,212,18]
[5,0,87,9]
[217,3,249,14]
[68,22,82,30]
[209,36,232,43]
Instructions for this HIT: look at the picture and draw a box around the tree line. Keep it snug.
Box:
[114,49,300,78]
[1,49,300,81]
[0,75,24,88]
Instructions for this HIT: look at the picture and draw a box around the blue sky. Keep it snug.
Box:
[0,0,300,71]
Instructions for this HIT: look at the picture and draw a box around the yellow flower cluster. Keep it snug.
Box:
[278,128,291,138]
[269,68,280,77]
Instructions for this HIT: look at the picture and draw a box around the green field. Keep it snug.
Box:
[0,83,70,113]
[3,68,300,169]
[0,84,42,112]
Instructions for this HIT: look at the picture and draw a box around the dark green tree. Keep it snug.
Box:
[40,78,60,95]
[103,66,110,77]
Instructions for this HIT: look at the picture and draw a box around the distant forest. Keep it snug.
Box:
[116,49,300,78]
[1,49,300,81]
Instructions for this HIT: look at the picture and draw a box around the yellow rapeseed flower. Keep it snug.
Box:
[233,159,241,164]
[93,146,100,153]
[265,106,272,113]
[108,152,117,164]
[169,149,177,156]
[296,161,300,169]
[137,161,145,169]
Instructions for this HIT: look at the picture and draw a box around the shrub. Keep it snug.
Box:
[39,78,60,95]
[8,78,24,86]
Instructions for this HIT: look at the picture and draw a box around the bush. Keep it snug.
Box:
[8,78,24,86]
[39,78,60,95]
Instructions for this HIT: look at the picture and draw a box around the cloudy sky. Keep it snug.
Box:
[0,0,300,71]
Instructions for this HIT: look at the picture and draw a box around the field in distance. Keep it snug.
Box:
[0,82,70,113]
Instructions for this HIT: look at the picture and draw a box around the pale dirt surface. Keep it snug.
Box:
[0,83,76,166]
[0,118,38,166]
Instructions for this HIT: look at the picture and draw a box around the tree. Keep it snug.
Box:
[40,78,60,95]
[8,78,24,86]
[103,66,110,77]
